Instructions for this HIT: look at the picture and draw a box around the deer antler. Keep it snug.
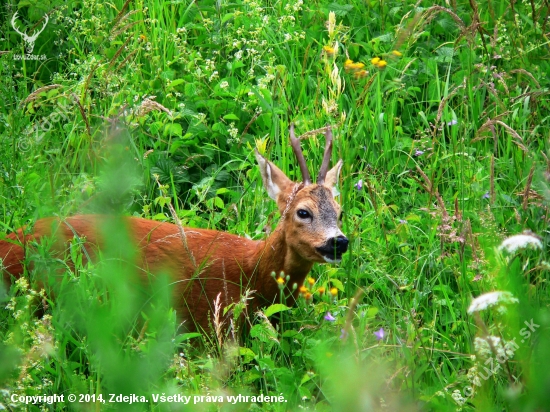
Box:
[316,126,333,185]
[11,11,49,54]
[11,12,23,36]
[289,123,312,185]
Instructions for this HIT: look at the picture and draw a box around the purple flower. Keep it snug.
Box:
[399,219,407,224]
[447,120,458,126]
[339,329,348,340]
[482,192,490,199]
[414,150,424,156]
[374,327,385,341]
[324,312,336,322]
[355,179,363,190]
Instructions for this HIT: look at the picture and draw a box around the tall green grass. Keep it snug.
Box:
[1,0,549,410]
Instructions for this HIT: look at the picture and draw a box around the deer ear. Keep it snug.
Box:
[322,159,343,198]
[255,149,294,201]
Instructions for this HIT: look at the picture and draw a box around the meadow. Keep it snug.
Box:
[1,0,549,410]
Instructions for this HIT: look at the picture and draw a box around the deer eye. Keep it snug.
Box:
[296,209,311,219]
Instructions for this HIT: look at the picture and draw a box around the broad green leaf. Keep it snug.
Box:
[264,303,291,318]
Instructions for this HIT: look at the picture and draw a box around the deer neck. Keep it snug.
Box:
[250,222,314,302]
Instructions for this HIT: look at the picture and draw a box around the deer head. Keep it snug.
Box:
[11,11,49,54]
[255,124,348,264]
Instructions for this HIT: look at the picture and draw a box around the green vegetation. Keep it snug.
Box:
[1,0,549,410]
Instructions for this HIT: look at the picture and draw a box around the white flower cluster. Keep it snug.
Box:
[498,233,542,254]
[473,335,517,360]
[467,364,482,387]
[451,389,466,406]
[228,123,239,143]
[467,291,519,314]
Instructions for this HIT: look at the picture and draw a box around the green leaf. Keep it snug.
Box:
[168,79,185,88]
[223,113,240,121]
[213,196,224,209]
[365,307,379,318]
[175,332,202,342]
[184,83,196,96]
[250,323,277,343]
[330,278,345,291]
[149,121,163,135]
[239,347,256,364]
[328,3,354,16]
[264,303,291,318]
[164,123,183,137]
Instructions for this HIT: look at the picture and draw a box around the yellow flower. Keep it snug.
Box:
[139,34,147,42]
[317,287,326,294]
[354,69,368,79]
[330,287,338,296]
[305,292,313,300]
[276,277,285,285]
[344,59,354,71]
[391,50,402,57]
[308,277,315,285]
[345,60,366,73]
[323,45,335,56]
[371,57,381,65]
[376,60,387,69]
[299,285,308,294]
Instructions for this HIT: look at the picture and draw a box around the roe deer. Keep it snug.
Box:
[0,125,348,333]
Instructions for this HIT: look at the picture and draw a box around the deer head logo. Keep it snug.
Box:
[11,11,49,54]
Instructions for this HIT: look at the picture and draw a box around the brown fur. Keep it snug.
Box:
[0,152,345,333]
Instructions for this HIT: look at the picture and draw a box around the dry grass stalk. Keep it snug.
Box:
[454,197,462,221]
[431,78,466,136]
[108,36,132,68]
[522,165,536,211]
[111,7,141,39]
[212,292,225,349]
[357,74,377,107]
[81,62,100,107]
[21,84,63,106]
[490,154,495,203]
[414,165,449,220]
[255,311,279,343]
[424,5,466,30]
[395,2,424,49]
[298,125,333,140]
[115,49,139,72]
[516,189,543,207]
[71,93,91,136]
[510,69,541,88]
[241,110,261,138]
[466,0,489,52]
[111,18,143,40]
[155,175,196,269]
[340,289,364,353]
[542,152,550,175]
[112,0,133,30]
[138,96,172,117]
[473,118,527,152]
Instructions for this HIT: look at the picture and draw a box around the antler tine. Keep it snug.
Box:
[11,12,23,36]
[289,123,312,185]
[316,125,333,185]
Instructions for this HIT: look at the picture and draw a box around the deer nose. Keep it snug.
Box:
[316,235,349,261]
[332,235,349,254]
